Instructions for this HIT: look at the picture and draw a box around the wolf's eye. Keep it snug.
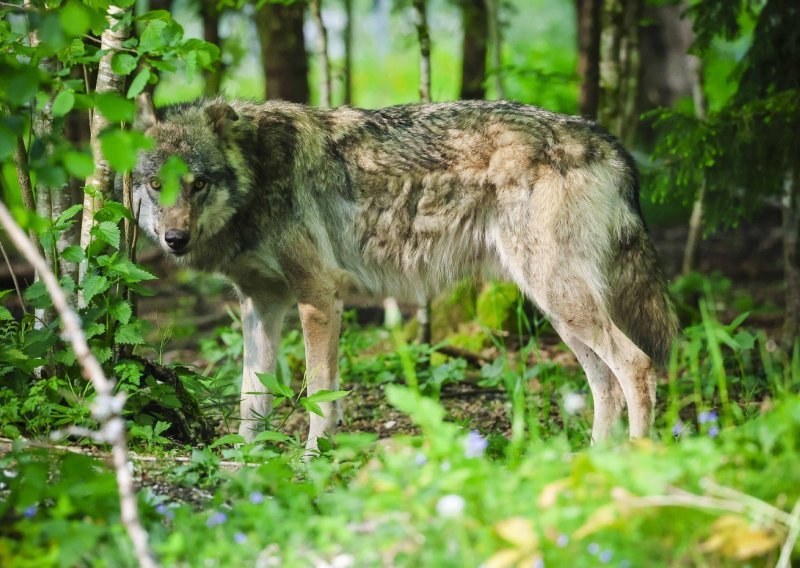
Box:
[192,178,207,192]
[149,178,161,190]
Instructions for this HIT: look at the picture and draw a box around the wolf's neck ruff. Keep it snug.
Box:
[133,97,677,447]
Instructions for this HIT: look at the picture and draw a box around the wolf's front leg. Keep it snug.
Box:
[238,296,288,442]
[298,292,343,452]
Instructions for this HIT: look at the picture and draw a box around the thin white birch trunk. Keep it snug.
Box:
[412,0,432,343]
[310,0,332,107]
[0,200,158,568]
[485,0,505,99]
[79,5,131,304]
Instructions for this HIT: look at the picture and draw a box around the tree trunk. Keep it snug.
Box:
[576,0,601,119]
[255,1,310,103]
[200,0,223,96]
[309,0,332,107]
[783,171,800,347]
[485,0,505,99]
[637,2,695,145]
[460,0,488,100]
[598,0,642,144]
[79,5,132,303]
[343,0,353,105]
[681,56,708,276]
[412,0,432,104]
[13,136,42,256]
[412,0,432,344]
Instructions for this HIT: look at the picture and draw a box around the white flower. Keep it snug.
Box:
[463,430,488,458]
[563,392,586,415]
[331,554,355,568]
[436,494,466,518]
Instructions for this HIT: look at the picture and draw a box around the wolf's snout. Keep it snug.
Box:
[165,229,190,252]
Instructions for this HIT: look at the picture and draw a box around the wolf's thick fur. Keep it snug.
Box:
[133,97,679,447]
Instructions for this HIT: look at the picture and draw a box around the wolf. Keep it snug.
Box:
[132,94,679,449]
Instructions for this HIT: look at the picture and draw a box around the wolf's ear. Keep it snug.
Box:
[134,93,158,130]
[205,103,238,138]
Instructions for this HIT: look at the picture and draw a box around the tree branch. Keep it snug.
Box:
[0,200,158,568]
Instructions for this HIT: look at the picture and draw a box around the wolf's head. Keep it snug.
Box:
[132,95,247,262]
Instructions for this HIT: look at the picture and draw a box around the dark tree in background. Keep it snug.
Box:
[459,0,488,100]
[731,0,800,343]
[255,1,310,103]
[575,0,601,119]
[597,0,642,144]
[200,0,224,96]
[343,0,354,105]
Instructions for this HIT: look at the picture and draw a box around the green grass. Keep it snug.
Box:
[2,282,800,567]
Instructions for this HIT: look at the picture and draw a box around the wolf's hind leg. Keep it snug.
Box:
[551,321,626,443]
[555,310,657,439]
[238,295,289,442]
[298,286,343,452]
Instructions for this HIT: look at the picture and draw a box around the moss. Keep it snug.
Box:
[476,281,522,332]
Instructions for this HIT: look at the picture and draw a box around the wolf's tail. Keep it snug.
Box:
[608,183,680,368]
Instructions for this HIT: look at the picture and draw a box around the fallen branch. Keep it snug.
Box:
[0,437,254,471]
[0,201,158,568]
[434,344,491,367]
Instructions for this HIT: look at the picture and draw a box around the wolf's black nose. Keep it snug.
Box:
[165,229,190,251]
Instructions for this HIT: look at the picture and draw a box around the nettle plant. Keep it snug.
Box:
[0,2,219,440]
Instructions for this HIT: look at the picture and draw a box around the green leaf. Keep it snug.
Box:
[59,0,91,37]
[115,321,147,345]
[253,431,291,443]
[91,221,121,249]
[0,306,12,321]
[84,322,105,339]
[95,92,135,123]
[61,245,84,263]
[108,300,132,325]
[23,281,51,309]
[99,129,152,172]
[158,155,188,205]
[127,68,151,99]
[300,398,324,417]
[138,19,183,53]
[305,390,350,404]
[0,123,15,161]
[100,257,156,282]
[210,434,245,448]
[6,68,39,106]
[81,274,109,304]
[52,90,75,117]
[63,151,93,178]
[95,201,132,223]
[57,204,83,224]
[256,372,294,398]
[111,53,138,76]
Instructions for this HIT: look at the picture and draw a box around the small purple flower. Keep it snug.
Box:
[672,421,684,437]
[587,542,600,555]
[599,550,613,563]
[156,503,175,520]
[249,491,265,505]
[206,511,228,527]
[234,532,247,544]
[23,505,37,518]
[464,430,488,458]
[533,558,544,568]
[708,425,720,438]
[556,534,569,548]
[414,453,428,466]
[698,410,718,424]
